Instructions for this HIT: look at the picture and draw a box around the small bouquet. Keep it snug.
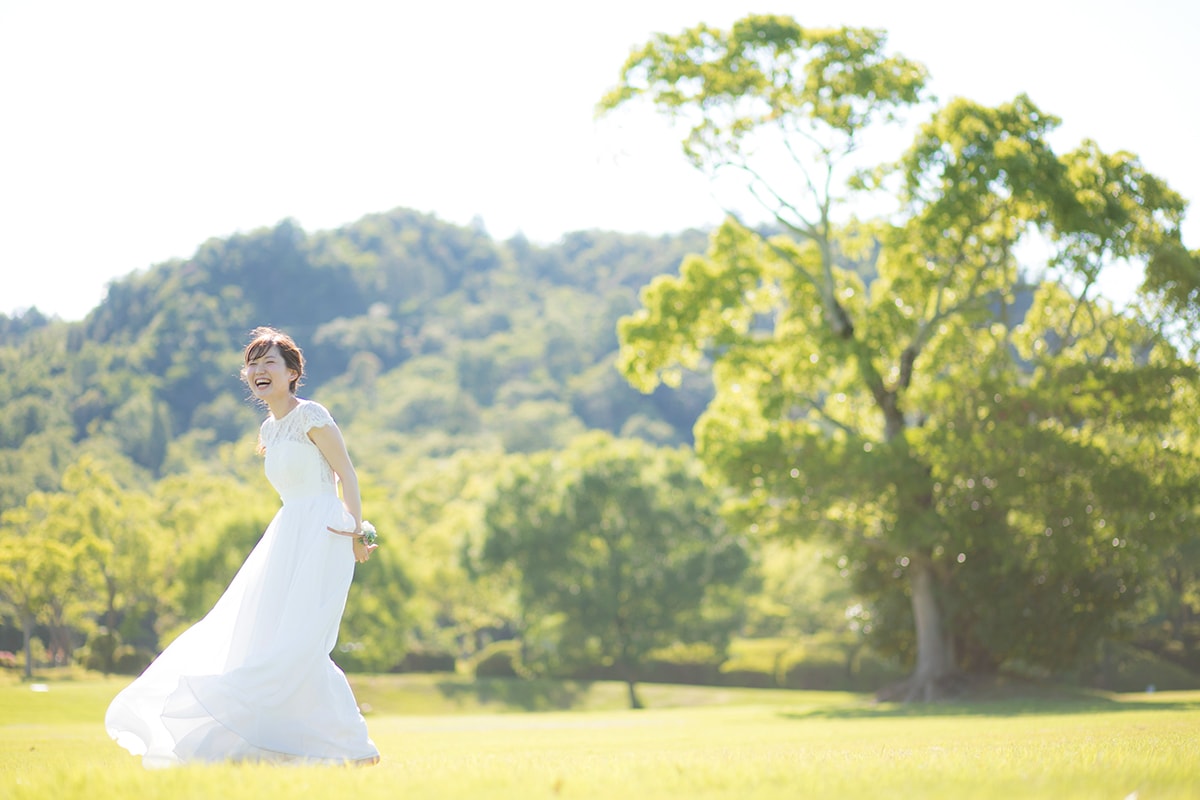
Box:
[358,520,378,547]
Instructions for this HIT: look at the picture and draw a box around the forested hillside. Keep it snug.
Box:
[0,209,713,506]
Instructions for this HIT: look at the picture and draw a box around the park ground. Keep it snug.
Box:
[2,670,1198,799]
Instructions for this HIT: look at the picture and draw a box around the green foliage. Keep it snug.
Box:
[336,542,415,673]
[741,540,856,638]
[0,454,169,674]
[469,640,525,679]
[353,445,520,664]
[713,635,905,692]
[1077,640,1200,692]
[598,16,928,168]
[478,433,752,706]
[602,12,1200,691]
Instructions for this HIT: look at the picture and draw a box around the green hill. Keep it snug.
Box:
[0,208,713,504]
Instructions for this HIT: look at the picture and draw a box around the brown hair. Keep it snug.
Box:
[242,326,305,394]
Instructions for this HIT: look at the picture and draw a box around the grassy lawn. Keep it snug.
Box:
[2,671,1198,799]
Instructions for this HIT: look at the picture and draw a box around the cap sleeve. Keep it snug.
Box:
[300,400,336,433]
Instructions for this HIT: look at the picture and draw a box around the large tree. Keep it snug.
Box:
[599,15,1197,698]
[478,433,751,708]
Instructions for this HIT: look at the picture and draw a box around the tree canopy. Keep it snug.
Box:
[478,433,751,708]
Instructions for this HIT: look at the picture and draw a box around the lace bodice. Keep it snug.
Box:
[259,399,338,502]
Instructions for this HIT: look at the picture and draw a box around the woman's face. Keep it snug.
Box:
[245,344,299,401]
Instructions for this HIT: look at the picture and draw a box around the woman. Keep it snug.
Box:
[105,327,381,767]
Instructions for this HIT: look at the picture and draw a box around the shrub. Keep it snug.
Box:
[717,668,776,689]
[721,637,792,687]
[724,635,903,692]
[641,658,720,686]
[114,646,155,675]
[638,641,721,685]
[392,649,457,673]
[471,640,523,678]
[80,632,119,672]
[781,656,848,691]
[1076,641,1200,692]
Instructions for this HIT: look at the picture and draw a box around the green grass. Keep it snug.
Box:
[2,671,1199,799]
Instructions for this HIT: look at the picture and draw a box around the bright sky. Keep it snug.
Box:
[2,0,1197,321]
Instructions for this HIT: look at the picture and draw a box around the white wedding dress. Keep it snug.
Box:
[106,399,379,767]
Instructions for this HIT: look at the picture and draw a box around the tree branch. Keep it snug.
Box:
[720,158,819,236]
[792,396,862,439]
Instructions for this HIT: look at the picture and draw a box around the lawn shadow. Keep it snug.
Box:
[434,677,594,712]
[783,686,1200,720]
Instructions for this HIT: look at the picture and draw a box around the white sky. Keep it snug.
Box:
[2,0,1197,321]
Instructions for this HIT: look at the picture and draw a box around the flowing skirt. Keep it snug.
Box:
[105,495,379,767]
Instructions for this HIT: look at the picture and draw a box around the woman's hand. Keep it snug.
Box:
[328,525,379,563]
[352,537,377,563]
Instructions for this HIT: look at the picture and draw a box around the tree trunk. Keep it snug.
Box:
[613,616,643,709]
[626,678,644,710]
[22,613,33,681]
[909,559,954,693]
[105,578,118,674]
[878,559,956,702]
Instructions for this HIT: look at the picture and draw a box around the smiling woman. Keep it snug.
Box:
[104,326,380,767]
